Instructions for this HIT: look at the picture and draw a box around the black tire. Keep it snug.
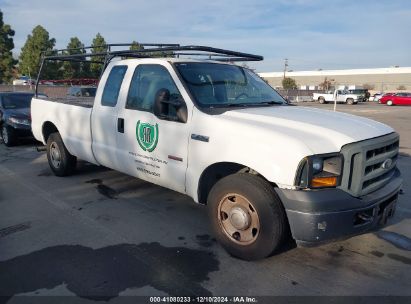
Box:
[318,97,326,104]
[46,132,77,176]
[386,100,394,106]
[346,98,354,105]
[207,173,288,260]
[1,124,17,147]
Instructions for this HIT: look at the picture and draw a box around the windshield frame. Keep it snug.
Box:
[1,93,34,110]
[172,62,286,113]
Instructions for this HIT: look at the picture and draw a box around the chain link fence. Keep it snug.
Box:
[276,89,325,103]
[0,85,70,99]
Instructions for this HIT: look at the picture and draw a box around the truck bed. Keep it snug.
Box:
[31,97,98,165]
[40,96,95,108]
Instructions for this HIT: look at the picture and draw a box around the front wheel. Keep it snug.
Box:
[386,100,394,106]
[46,132,77,176]
[1,125,16,147]
[207,173,288,260]
[346,98,355,105]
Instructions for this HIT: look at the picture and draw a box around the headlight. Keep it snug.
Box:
[295,153,343,189]
[8,117,31,125]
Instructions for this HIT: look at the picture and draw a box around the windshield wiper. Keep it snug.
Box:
[209,101,283,109]
[259,100,284,105]
[239,101,283,106]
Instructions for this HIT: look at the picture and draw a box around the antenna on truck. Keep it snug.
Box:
[35,43,264,96]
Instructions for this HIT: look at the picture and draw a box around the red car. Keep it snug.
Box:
[379,92,411,106]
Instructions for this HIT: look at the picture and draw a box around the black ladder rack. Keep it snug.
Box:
[36,43,263,94]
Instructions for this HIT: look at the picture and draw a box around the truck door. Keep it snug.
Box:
[91,65,128,169]
[336,90,344,102]
[116,63,191,193]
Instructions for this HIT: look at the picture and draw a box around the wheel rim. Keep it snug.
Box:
[50,142,61,168]
[2,127,8,144]
[217,193,260,245]
[387,100,393,106]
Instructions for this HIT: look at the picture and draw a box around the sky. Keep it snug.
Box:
[1,0,410,72]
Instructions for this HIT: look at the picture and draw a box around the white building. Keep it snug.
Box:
[259,67,411,92]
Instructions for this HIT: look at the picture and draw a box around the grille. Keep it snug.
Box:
[340,133,399,197]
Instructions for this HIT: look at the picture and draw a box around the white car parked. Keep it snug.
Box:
[12,76,34,86]
[313,89,361,104]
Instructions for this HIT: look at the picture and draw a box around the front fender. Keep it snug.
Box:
[185,111,313,202]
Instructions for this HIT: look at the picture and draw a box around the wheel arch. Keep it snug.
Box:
[42,121,59,143]
[197,161,277,205]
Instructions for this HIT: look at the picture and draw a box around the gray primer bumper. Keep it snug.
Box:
[275,169,402,246]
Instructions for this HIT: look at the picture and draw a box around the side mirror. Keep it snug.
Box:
[153,89,188,123]
[161,98,184,108]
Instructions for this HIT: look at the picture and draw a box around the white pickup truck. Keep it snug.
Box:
[313,89,363,104]
[31,45,402,260]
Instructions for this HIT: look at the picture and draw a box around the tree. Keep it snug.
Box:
[397,85,406,90]
[363,83,375,90]
[62,37,88,79]
[318,77,334,91]
[19,25,56,79]
[0,10,17,84]
[127,41,145,59]
[90,33,107,78]
[282,77,297,89]
[132,42,174,58]
[129,41,143,51]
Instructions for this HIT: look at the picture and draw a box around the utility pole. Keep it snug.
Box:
[283,58,288,79]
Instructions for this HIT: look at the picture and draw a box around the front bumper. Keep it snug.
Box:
[9,123,33,137]
[275,169,402,246]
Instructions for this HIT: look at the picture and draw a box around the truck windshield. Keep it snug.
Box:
[348,90,366,94]
[2,94,33,109]
[175,62,285,107]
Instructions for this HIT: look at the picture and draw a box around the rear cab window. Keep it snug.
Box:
[101,65,128,107]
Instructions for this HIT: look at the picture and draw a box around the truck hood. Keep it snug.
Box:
[222,105,394,154]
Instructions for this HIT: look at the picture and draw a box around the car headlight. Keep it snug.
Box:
[8,117,31,125]
[295,153,343,189]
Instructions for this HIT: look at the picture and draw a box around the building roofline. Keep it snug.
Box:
[259,67,411,78]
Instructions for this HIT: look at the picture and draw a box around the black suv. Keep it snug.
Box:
[0,92,35,146]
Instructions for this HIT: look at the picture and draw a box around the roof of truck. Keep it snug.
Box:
[114,57,234,65]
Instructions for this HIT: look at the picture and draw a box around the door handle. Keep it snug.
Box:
[117,118,124,133]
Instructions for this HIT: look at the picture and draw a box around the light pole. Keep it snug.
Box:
[333,81,338,112]
[283,58,288,79]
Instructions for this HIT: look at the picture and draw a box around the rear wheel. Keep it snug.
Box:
[1,125,16,147]
[386,100,394,106]
[207,173,288,260]
[46,132,77,176]
[318,97,326,104]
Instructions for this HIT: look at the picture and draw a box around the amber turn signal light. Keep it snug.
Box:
[311,176,337,188]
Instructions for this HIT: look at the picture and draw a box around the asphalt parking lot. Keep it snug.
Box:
[0,101,410,302]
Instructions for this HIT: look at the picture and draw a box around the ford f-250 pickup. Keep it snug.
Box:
[31,45,402,260]
[313,89,362,104]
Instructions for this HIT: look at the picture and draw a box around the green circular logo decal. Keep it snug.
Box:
[136,120,159,152]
